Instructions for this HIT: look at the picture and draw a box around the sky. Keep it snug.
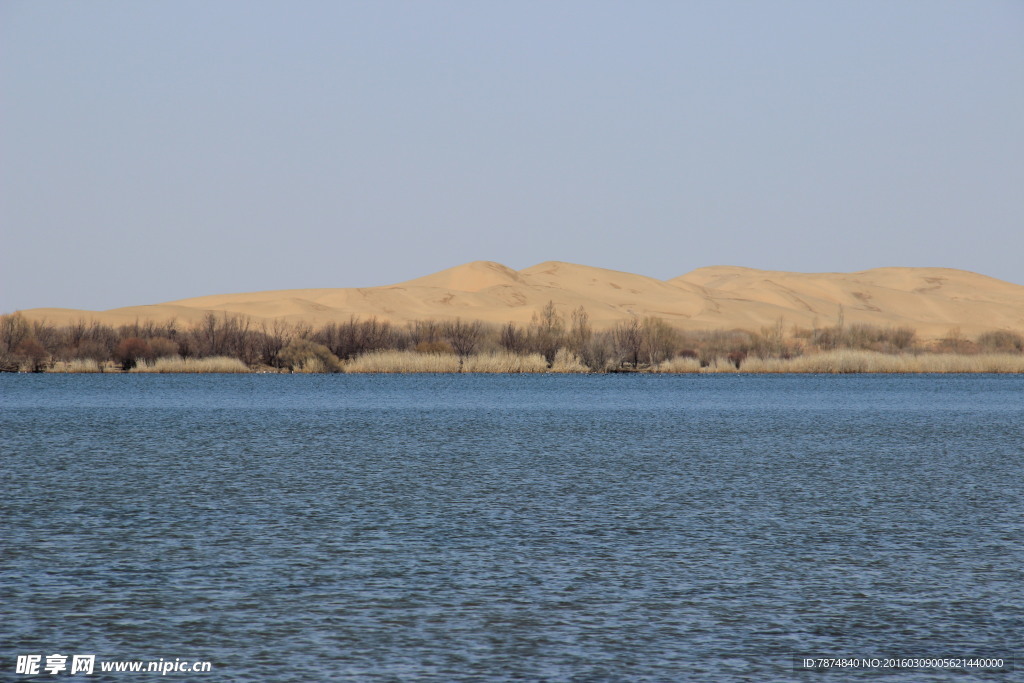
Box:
[2,0,1022,312]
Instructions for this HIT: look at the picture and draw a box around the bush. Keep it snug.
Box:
[278,339,342,373]
[148,337,179,358]
[977,330,1024,353]
[15,338,49,372]
[115,337,151,370]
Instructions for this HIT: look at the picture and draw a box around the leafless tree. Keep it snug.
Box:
[529,300,565,364]
[15,338,49,372]
[613,317,644,368]
[641,316,679,365]
[444,318,484,359]
[259,320,291,368]
[499,322,528,354]
[566,306,592,356]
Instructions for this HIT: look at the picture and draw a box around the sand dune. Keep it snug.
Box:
[17,261,1024,339]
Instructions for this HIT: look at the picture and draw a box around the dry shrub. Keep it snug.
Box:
[115,337,151,370]
[279,339,342,373]
[148,337,179,358]
[977,330,1024,354]
[15,338,49,372]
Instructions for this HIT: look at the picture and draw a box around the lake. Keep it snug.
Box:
[2,374,1021,681]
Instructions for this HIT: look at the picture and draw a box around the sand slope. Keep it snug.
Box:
[17,261,1024,339]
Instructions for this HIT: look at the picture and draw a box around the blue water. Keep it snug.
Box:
[2,374,1021,681]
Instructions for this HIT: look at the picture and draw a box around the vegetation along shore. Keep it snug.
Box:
[3,304,1023,374]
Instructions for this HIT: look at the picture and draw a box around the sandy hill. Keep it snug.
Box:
[17,261,1024,339]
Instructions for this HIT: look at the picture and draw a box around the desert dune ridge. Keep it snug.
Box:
[16,260,1024,339]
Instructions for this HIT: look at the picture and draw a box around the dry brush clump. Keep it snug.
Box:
[315,316,404,361]
[976,330,1024,354]
[278,339,342,373]
[796,323,917,353]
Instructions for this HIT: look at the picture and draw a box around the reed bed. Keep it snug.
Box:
[737,352,1024,374]
[40,349,1024,374]
[463,351,549,373]
[549,349,590,373]
[655,356,703,373]
[654,350,1024,373]
[700,357,741,373]
[345,349,575,373]
[46,359,103,373]
[740,350,1024,373]
[345,351,463,373]
[130,356,251,373]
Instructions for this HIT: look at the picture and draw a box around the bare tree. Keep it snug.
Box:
[751,317,785,359]
[613,318,643,368]
[529,300,565,364]
[581,330,614,371]
[566,306,592,356]
[977,330,1023,354]
[409,320,442,346]
[499,321,528,354]
[0,313,31,370]
[259,320,291,368]
[63,318,88,355]
[444,318,484,360]
[641,316,679,366]
[16,338,49,372]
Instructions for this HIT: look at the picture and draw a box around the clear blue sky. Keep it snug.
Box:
[2,0,1022,311]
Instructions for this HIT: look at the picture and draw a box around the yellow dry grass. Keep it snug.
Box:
[655,356,703,373]
[46,359,102,373]
[130,356,250,373]
[345,351,462,373]
[549,349,590,373]
[346,349,560,373]
[654,350,1024,374]
[464,351,549,373]
[740,350,1024,373]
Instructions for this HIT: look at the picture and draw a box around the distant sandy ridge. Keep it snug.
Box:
[17,261,1024,339]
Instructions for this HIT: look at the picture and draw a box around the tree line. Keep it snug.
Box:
[1,304,1021,373]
